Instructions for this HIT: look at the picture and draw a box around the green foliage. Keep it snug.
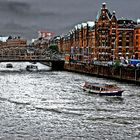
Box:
[113,60,121,69]
[49,44,58,51]
[114,60,120,66]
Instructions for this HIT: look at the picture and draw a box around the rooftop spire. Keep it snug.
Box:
[113,11,116,15]
[102,2,106,9]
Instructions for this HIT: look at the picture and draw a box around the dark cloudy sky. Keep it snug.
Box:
[0,0,139,40]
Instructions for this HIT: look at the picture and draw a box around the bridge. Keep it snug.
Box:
[0,46,65,70]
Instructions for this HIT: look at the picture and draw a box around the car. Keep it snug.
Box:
[120,63,128,67]
[136,63,140,68]
[91,61,101,65]
[127,64,135,68]
[107,61,114,66]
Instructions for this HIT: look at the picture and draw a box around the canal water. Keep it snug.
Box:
[0,62,139,140]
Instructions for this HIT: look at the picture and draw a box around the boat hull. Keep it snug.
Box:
[26,68,38,72]
[26,65,38,72]
[6,63,13,68]
[83,88,123,96]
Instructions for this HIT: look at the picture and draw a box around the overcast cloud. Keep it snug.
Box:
[0,0,139,40]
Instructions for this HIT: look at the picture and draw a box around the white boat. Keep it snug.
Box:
[83,81,124,96]
[26,65,38,72]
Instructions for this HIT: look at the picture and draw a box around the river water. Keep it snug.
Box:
[0,62,139,140]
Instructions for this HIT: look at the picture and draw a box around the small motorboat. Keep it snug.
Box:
[26,65,38,72]
[6,63,13,68]
[82,81,124,96]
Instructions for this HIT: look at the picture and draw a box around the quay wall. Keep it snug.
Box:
[41,60,65,70]
[64,63,140,84]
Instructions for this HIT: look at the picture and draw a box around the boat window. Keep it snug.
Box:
[96,87,100,91]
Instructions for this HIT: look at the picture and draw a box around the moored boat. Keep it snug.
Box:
[26,65,38,72]
[6,63,13,68]
[83,82,124,96]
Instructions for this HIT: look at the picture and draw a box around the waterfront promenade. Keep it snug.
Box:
[64,63,140,84]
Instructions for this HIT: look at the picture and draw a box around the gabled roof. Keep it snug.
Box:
[111,11,117,21]
[117,18,137,28]
[81,23,87,27]
[117,18,136,24]
[96,7,112,21]
[0,36,9,42]
[75,24,81,30]
[106,9,112,19]
[87,21,95,27]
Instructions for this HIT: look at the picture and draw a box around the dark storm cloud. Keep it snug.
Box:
[0,0,139,40]
[0,0,58,17]
[7,1,31,16]
[0,1,30,13]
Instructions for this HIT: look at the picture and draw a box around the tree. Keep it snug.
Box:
[49,44,58,52]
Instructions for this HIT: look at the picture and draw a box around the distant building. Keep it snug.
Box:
[6,37,27,47]
[0,36,27,58]
[0,36,9,47]
[38,30,54,40]
[0,36,9,42]
[0,36,27,48]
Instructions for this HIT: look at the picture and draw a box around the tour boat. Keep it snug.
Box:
[82,81,124,96]
[26,65,38,72]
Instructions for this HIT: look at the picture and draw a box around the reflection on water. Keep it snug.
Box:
[0,62,140,139]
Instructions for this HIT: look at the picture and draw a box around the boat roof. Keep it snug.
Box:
[27,65,37,67]
[85,82,118,88]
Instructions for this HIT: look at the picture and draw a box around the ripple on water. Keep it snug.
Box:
[0,65,140,139]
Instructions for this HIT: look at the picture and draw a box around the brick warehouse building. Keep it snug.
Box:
[54,3,140,63]
[95,3,136,61]
[134,24,140,59]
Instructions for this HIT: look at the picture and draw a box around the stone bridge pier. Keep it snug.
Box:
[51,60,65,70]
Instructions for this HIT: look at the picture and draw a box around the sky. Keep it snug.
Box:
[0,0,139,40]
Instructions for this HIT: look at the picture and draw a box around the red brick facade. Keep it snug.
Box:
[54,3,139,63]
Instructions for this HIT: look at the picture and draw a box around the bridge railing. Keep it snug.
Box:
[0,47,64,61]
